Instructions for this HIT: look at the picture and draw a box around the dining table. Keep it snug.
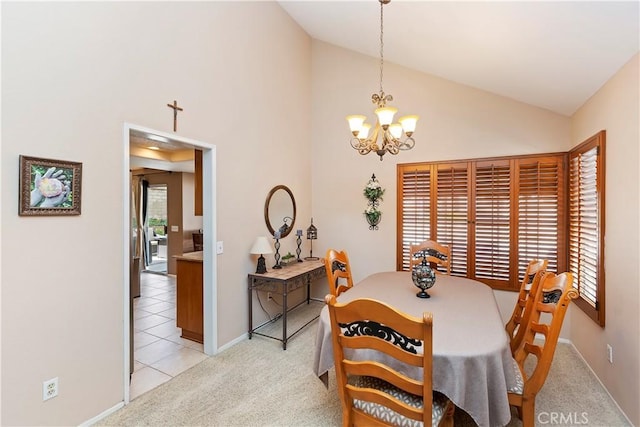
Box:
[313,271,516,427]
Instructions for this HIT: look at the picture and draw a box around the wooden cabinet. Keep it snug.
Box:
[176,252,203,343]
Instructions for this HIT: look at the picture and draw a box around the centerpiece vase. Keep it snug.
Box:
[412,261,436,298]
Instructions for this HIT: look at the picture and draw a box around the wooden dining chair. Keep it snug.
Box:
[325,294,454,427]
[324,249,354,297]
[409,240,451,275]
[505,259,548,354]
[507,271,578,427]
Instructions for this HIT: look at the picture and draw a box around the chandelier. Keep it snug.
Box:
[346,0,419,161]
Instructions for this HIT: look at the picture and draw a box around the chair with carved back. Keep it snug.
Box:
[409,240,451,275]
[507,271,578,427]
[325,295,455,427]
[324,249,355,297]
[505,259,548,354]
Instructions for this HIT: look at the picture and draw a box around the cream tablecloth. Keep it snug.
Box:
[313,271,515,427]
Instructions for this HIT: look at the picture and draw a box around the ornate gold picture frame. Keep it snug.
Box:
[19,155,82,216]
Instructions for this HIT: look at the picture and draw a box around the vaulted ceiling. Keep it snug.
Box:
[279,0,639,116]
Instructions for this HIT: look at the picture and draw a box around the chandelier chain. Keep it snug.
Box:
[379,0,384,95]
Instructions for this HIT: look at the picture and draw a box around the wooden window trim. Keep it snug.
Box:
[397,135,605,327]
[568,131,606,327]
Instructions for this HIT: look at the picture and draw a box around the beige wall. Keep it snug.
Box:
[309,40,572,326]
[570,53,640,426]
[1,2,311,425]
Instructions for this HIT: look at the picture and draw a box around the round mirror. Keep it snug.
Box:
[264,185,296,238]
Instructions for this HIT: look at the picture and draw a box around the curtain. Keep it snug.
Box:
[131,175,143,260]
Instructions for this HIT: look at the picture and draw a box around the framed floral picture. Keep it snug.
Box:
[19,155,82,216]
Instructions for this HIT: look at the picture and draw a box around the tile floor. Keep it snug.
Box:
[131,272,208,400]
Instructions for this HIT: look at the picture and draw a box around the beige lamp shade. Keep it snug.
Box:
[375,106,398,126]
[399,115,419,134]
[358,123,372,139]
[389,123,403,139]
[250,236,273,255]
[346,115,366,134]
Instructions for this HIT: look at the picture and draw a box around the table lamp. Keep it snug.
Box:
[250,236,273,274]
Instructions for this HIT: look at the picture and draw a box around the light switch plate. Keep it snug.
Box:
[216,241,223,254]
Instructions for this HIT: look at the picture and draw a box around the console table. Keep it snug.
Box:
[248,259,325,349]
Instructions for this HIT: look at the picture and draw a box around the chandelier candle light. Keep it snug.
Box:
[346,0,419,161]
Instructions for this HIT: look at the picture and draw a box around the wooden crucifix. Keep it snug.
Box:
[167,100,183,132]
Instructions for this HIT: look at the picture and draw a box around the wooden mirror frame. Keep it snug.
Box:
[264,185,297,238]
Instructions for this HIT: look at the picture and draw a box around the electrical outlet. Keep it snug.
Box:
[43,377,58,401]
[607,344,613,363]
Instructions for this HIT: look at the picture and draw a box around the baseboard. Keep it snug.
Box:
[533,334,571,343]
[217,333,248,353]
[568,341,633,426]
[79,401,124,427]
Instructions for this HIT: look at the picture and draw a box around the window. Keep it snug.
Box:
[397,153,566,292]
[474,160,511,283]
[568,131,605,326]
[436,163,470,276]
[397,166,431,271]
[397,133,605,325]
[516,156,566,282]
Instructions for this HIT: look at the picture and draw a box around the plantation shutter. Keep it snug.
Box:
[516,156,565,281]
[474,160,511,285]
[569,131,605,326]
[398,166,431,270]
[435,163,469,276]
[397,144,601,318]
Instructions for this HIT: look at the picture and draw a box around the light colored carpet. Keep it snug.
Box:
[98,302,630,427]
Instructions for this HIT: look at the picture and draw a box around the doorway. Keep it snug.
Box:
[144,184,168,274]
[123,123,217,403]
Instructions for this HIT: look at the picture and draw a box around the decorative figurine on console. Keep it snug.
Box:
[279,216,293,236]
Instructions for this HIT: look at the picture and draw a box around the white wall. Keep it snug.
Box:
[309,40,572,327]
[1,2,311,425]
[570,53,640,426]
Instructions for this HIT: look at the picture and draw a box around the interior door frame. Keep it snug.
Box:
[122,123,217,404]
